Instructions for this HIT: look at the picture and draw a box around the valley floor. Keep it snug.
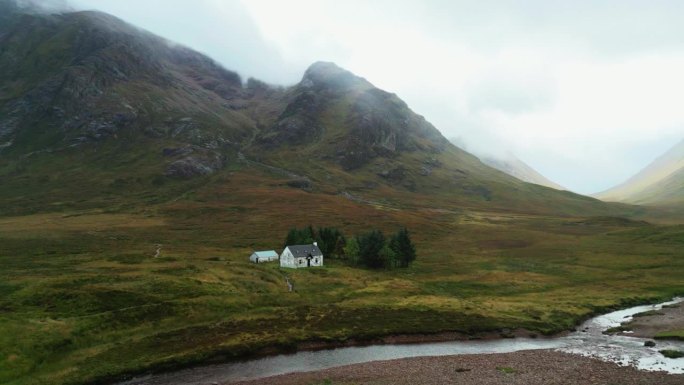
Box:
[231,350,683,385]
[1,176,684,385]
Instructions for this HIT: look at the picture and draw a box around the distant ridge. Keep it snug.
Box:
[479,153,566,190]
[449,139,565,190]
[594,139,684,205]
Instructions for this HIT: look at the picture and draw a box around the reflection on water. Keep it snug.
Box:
[119,298,684,385]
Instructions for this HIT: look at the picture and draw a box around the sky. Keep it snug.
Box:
[40,0,684,193]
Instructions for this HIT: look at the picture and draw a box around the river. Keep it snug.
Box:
[119,297,684,385]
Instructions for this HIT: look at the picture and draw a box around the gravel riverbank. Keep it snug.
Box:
[620,302,684,339]
[231,350,683,385]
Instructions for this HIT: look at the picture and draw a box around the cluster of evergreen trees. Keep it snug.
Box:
[345,228,416,269]
[284,226,416,269]
[284,225,346,258]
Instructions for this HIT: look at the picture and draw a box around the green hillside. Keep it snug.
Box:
[595,139,684,205]
[626,166,684,206]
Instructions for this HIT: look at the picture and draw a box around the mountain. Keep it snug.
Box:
[595,139,684,205]
[478,154,565,190]
[0,4,621,218]
[448,139,565,190]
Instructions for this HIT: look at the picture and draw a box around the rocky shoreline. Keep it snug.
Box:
[230,350,683,385]
[618,302,684,340]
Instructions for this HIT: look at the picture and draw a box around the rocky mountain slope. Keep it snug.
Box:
[0,3,621,217]
[595,139,684,205]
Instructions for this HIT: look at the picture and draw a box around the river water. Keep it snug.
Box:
[119,298,684,385]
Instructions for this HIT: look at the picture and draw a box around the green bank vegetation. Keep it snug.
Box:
[655,330,684,341]
[659,350,684,359]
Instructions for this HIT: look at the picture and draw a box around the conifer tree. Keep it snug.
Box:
[392,227,416,267]
[358,229,386,269]
[344,237,360,265]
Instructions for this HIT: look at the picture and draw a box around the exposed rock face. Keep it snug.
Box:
[258,62,363,147]
[165,153,224,179]
[420,157,442,176]
[258,61,450,172]
[377,166,406,182]
[260,91,325,146]
[0,8,248,157]
[300,61,364,93]
[162,146,195,158]
[338,87,447,170]
[161,144,225,178]
[286,177,313,190]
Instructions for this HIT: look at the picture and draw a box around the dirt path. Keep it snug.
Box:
[621,303,684,339]
[230,350,683,385]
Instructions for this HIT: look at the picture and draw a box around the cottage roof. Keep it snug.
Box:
[253,250,278,258]
[285,244,323,258]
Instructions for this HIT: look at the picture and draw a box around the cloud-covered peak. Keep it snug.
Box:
[301,61,369,90]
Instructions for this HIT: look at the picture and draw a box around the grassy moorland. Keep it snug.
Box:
[1,169,683,385]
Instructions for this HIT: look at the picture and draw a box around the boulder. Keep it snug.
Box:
[164,153,224,179]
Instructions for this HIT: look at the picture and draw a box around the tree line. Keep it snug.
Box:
[284,226,416,269]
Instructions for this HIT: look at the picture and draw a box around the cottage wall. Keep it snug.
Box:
[251,251,278,263]
[280,249,296,268]
[309,255,323,267]
[280,246,324,268]
[249,252,260,263]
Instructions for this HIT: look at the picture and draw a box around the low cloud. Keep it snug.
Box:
[14,0,72,13]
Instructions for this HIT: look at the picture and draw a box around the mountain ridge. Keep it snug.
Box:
[479,154,566,190]
[595,139,684,205]
[0,4,623,217]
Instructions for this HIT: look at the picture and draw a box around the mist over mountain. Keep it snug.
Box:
[595,139,684,205]
[450,138,565,190]
[0,1,620,217]
[478,154,566,191]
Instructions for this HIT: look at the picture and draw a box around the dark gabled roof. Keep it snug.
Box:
[286,244,323,258]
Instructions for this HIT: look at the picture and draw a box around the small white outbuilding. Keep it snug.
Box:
[280,243,323,268]
[250,250,279,263]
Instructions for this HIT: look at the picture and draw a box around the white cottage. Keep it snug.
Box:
[280,243,323,268]
[250,250,279,263]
